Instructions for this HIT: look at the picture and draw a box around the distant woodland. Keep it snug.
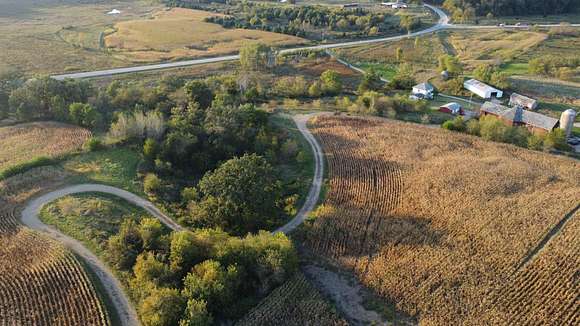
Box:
[431,0,579,16]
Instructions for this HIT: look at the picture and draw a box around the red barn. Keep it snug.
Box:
[439,102,463,115]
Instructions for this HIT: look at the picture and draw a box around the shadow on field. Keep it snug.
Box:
[307,127,445,260]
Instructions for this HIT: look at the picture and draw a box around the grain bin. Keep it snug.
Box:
[559,109,577,137]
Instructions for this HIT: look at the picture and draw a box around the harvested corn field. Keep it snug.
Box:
[306,115,580,324]
[0,166,110,325]
[0,122,91,174]
[236,272,347,326]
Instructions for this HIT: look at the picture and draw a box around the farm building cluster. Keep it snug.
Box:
[409,79,578,139]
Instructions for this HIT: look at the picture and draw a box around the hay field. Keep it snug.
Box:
[449,30,548,67]
[104,8,306,62]
[0,122,91,174]
[307,115,580,324]
[0,0,160,75]
[0,166,110,325]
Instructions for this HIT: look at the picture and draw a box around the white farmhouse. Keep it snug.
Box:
[464,79,503,99]
[412,82,435,99]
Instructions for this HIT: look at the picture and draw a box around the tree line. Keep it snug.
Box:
[435,0,579,18]
[173,1,413,39]
[442,115,571,152]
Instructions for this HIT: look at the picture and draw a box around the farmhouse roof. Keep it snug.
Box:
[413,82,434,92]
[481,102,558,131]
[510,93,538,108]
[464,79,501,93]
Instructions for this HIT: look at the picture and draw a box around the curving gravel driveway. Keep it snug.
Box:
[275,114,325,234]
[19,114,324,325]
[20,184,184,326]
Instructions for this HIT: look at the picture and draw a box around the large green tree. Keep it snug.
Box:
[190,154,282,235]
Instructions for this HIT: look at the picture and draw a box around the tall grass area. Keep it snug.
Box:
[40,193,155,256]
[63,147,142,194]
[270,114,315,216]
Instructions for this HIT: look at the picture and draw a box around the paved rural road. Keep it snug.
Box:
[52,5,448,80]
[52,4,579,80]
[21,184,185,326]
[275,114,325,234]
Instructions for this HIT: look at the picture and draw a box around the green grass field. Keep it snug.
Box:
[499,62,529,75]
[40,193,155,255]
[62,147,143,194]
[358,62,398,80]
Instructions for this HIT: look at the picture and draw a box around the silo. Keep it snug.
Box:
[559,109,577,137]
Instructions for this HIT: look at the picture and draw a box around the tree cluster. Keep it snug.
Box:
[204,3,399,39]
[528,55,580,81]
[473,64,510,89]
[105,217,298,326]
[438,0,578,18]
[271,69,343,98]
[442,115,571,152]
[3,75,178,130]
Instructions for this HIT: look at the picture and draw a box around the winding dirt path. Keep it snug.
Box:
[275,114,325,234]
[19,114,324,325]
[20,184,184,326]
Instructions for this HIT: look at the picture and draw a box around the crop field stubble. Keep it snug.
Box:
[0,166,110,325]
[306,115,580,324]
[236,272,348,326]
[0,121,91,175]
[104,8,306,63]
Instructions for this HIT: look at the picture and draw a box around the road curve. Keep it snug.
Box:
[50,5,580,80]
[19,116,324,323]
[20,184,184,326]
[51,5,447,80]
[275,113,325,234]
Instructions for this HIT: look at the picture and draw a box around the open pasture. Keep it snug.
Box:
[104,8,306,63]
[0,0,160,75]
[306,115,580,324]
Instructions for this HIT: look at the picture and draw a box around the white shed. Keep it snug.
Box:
[464,79,503,99]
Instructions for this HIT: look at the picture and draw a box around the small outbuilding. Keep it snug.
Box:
[107,9,121,15]
[382,2,408,9]
[412,82,435,99]
[439,102,463,115]
[464,79,503,99]
[509,93,538,110]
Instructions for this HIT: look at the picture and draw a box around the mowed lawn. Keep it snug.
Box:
[105,8,307,62]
